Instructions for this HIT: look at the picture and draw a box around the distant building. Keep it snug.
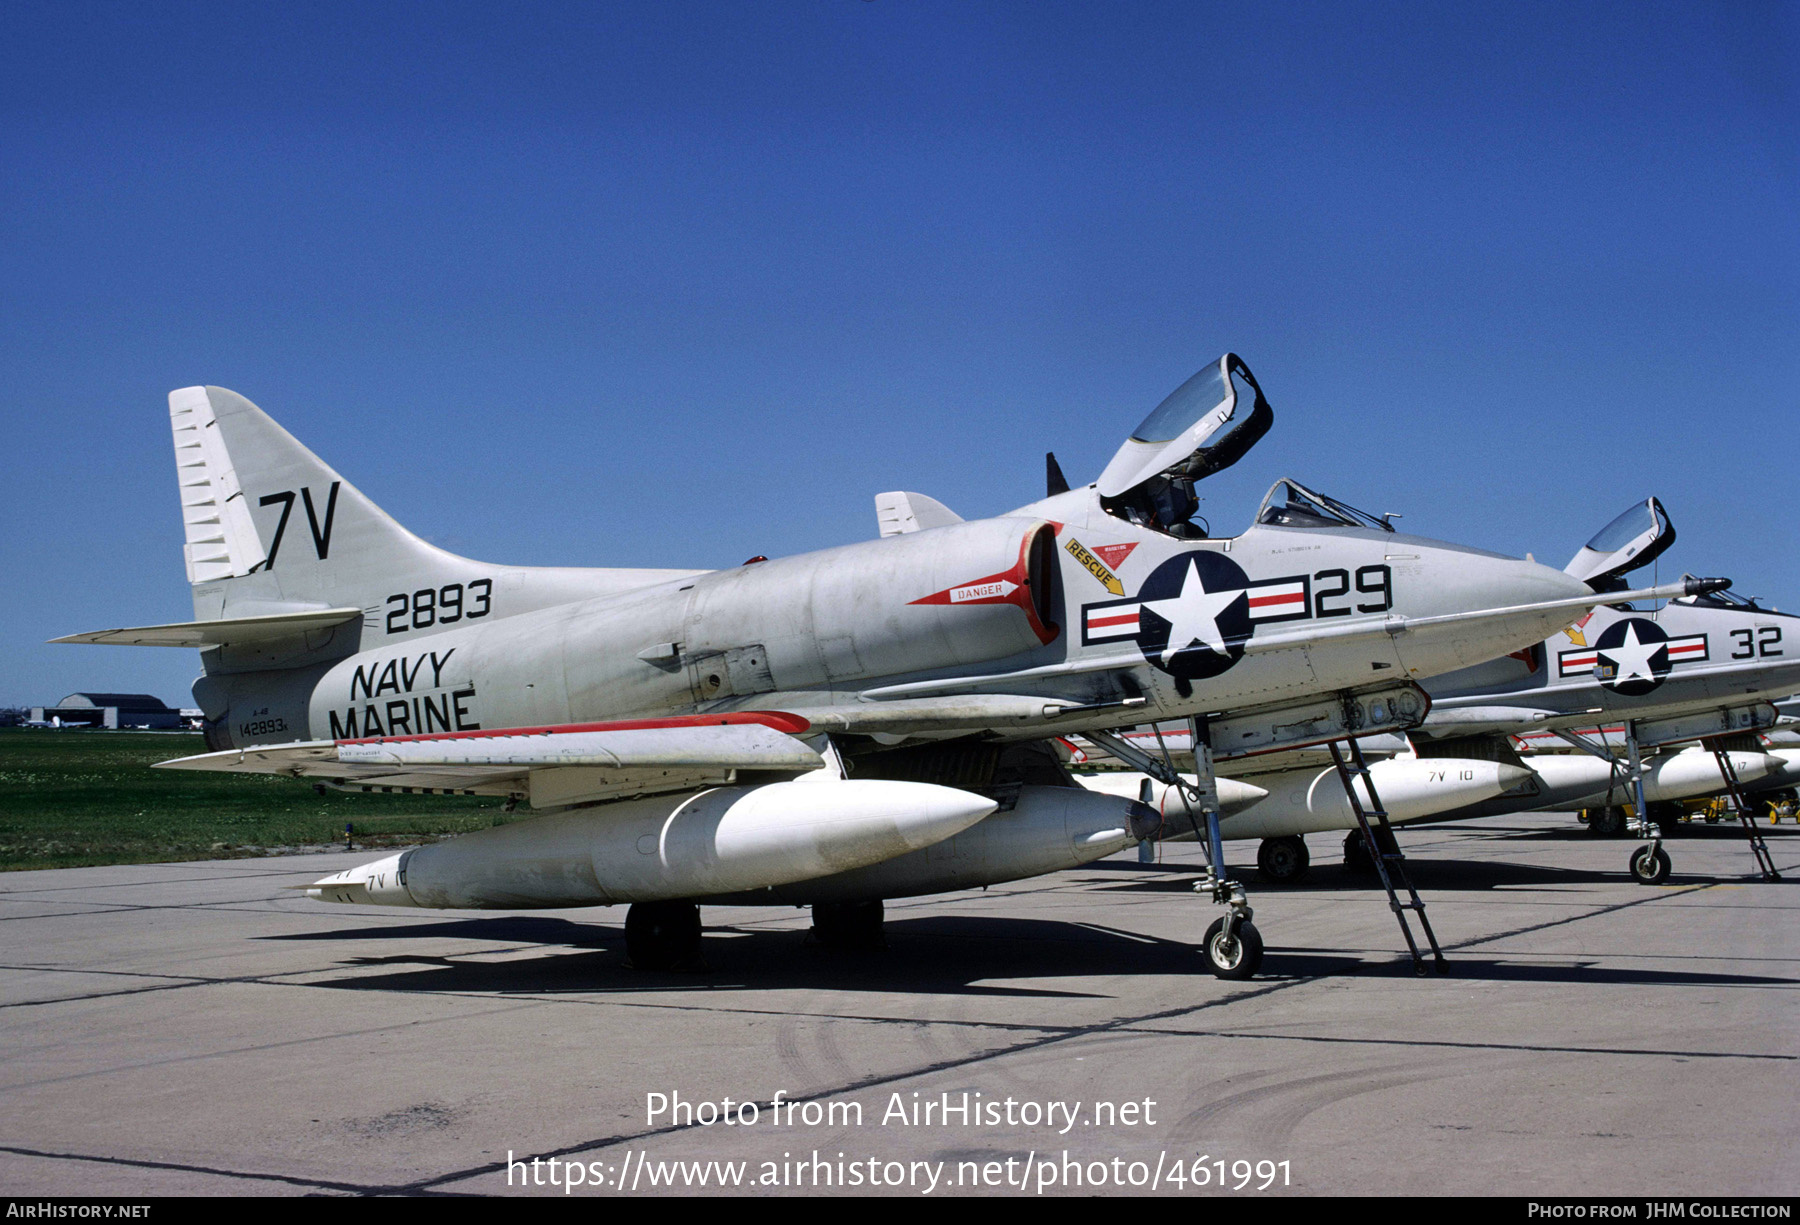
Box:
[29,693,182,730]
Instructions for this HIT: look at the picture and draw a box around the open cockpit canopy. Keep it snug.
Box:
[1563,497,1675,590]
[1096,353,1273,537]
[1254,478,1394,532]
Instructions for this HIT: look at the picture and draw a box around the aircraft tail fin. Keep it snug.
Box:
[170,386,474,620]
[165,386,702,631]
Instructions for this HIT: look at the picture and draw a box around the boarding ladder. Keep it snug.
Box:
[1706,739,1781,881]
[1328,738,1447,975]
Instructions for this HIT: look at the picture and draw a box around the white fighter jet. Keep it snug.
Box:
[56,357,1713,977]
[1072,500,1794,887]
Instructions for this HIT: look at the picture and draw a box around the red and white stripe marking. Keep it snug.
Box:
[1666,635,1707,661]
[1084,604,1143,641]
[1557,632,1708,678]
[1246,580,1307,621]
[1558,651,1601,678]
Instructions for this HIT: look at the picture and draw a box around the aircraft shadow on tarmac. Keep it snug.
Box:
[1487,823,1800,844]
[277,914,1194,998]
[1258,951,1799,988]
[1078,858,1791,892]
[271,911,1799,997]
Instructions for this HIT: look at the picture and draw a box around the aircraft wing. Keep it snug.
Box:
[51,608,365,648]
[155,712,826,807]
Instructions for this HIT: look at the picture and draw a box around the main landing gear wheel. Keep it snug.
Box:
[1257,836,1310,883]
[1587,806,1627,837]
[1647,802,1684,838]
[1629,844,1672,886]
[625,900,703,970]
[1202,916,1263,980]
[810,900,886,949]
[1342,828,1395,874]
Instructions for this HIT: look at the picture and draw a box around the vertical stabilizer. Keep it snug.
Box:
[169,385,472,619]
[166,386,701,626]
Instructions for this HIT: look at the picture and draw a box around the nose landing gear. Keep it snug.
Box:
[1087,721,1262,980]
[1203,912,1264,979]
[1629,843,1672,885]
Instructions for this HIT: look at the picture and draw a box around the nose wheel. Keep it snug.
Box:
[1629,842,1672,885]
[1202,914,1264,979]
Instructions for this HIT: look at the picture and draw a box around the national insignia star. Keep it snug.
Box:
[1140,558,1243,664]
[1600,622,1665,684]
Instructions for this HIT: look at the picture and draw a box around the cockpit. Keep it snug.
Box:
[1254,478,1394,532]
[1095,354,1389,540]
[1096,353,1273,538]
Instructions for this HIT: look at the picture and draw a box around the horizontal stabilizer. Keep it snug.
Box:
[875,491,964,537]
[51,608,364,648]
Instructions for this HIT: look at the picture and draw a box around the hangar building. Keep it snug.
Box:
[30,694,184,730]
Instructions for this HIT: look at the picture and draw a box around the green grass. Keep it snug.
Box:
[0,729,515,871]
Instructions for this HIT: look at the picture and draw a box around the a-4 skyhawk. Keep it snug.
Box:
[57,355,1716,977]
[1073,499,1791,886]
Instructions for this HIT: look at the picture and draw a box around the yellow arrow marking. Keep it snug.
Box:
[1065,538,1124,596]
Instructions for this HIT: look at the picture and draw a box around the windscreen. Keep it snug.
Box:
[1255,479,1392,531]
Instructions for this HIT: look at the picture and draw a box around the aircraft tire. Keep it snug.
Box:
[625,901,703,970]
[810,900,886,949]
[1587,806,1627,837]
[1628,844,1672,886]
[1342,828,1394,873]
[1202,917,1263,980]
[1257,836,1310,883]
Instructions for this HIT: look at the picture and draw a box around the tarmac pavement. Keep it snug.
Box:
[1,813,1795,1197]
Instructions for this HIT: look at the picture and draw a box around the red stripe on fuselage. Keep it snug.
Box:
[335,710,812,748]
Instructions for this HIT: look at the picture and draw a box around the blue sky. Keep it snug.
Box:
[2,1,1795,706]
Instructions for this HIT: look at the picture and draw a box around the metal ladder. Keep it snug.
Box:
[1706,739,1782,881]
[1328,738,1447,975]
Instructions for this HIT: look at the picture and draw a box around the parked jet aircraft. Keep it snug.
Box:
[1073,501,1795,886]
[1086,739,1778,876]
[56,358,1712,977]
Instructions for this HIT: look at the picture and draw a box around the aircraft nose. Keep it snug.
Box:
[1398,544,1595,671]
[1410,547,1591,619]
